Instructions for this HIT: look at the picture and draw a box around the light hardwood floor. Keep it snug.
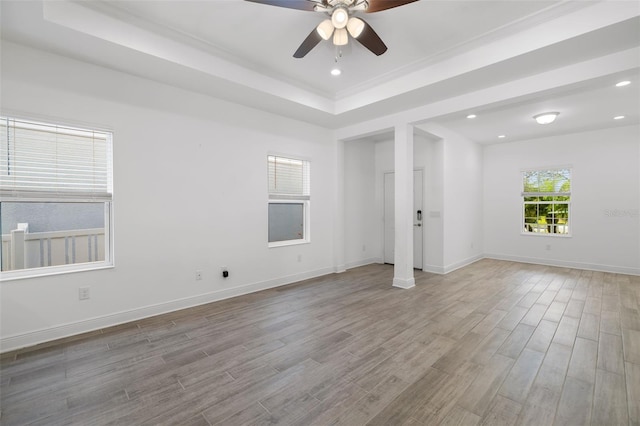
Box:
[1,259,639,425]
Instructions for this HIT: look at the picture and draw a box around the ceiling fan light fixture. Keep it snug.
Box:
[534,112,559,125]
[346,17,365,38]
[317,19,334,40]
[331,7,349,29]
[333,28,348,46]
[247,0,416,58]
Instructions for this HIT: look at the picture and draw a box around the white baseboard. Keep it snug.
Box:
[423,264,445,274]
[344,257,383,270]
[5,254,637,353]
[423,254,483,274]
[0,266,335,353]
[393,277,416,289]
[484,253,640,276]
[443,254,484,274]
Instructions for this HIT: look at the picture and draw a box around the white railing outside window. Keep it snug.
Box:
[1,223,105,271]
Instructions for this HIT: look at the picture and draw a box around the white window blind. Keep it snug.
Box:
[268,155,310,200]
[0,117,113,201]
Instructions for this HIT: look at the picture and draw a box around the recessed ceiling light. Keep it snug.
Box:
[616,81,631,87]
[534,112,559,125]
[614,115,625,120]
[466,114,477,119]
[330,68,341,76]
[498,135,506,139]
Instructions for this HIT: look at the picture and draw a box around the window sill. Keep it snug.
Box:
[268,239,310,248]
[520,232,572,238]
[1,262,114,282]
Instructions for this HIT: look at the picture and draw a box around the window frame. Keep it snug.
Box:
[521,166,572,238]
[267,199,311,248]
[1,115,114,281]
[267,154,310,248]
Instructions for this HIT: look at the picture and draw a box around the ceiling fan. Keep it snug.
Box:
[245,0,419,58]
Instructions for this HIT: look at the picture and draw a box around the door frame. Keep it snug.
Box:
[381,168,424,270]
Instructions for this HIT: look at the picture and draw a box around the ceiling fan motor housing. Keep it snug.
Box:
[328,0,358,7]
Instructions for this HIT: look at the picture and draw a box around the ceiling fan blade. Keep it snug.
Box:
[365,0,419,13]
[293,28,323,58]
[354,19,387,56]
[244,0,319,11]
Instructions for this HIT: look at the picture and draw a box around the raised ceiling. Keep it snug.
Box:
[1,0,639,140]
[84,0,566,96]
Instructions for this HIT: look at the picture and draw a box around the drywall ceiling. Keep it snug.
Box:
[435,71,640,145]
[82,0,563,96]
[1,0,639,141]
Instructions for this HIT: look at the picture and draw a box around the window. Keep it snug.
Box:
[1,116,113,279]
[267,155,310,246]
[522,168,570,235]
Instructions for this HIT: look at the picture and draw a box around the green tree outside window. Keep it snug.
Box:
[522,168,570,235]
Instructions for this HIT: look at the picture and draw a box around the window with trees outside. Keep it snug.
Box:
[267,155,310,247]
[522,168,570,235]
[1,116,113,279]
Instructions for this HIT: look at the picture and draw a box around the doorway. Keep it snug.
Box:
[383,170,423,269]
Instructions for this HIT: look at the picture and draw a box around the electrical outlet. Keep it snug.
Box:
[546,244,551,251]
[297,254,302,262]
[195,270,202,281]
[221,266,229,278]
[362,244,366,252]
[78,287,90,300]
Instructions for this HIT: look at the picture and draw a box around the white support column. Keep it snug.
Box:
[334,138,346,273]
[393,123,415,289]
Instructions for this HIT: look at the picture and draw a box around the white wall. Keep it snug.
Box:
[344,140,378,268]
[374,139,394,264]
[483,125,640,274]
[0,42,337,351]
[423,138,445,271]
[442,127,484,271]
[417,124,484,273]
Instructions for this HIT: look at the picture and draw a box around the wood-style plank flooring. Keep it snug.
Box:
[1,259,639,425]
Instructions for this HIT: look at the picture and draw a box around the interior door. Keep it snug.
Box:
[383,170,423,269]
